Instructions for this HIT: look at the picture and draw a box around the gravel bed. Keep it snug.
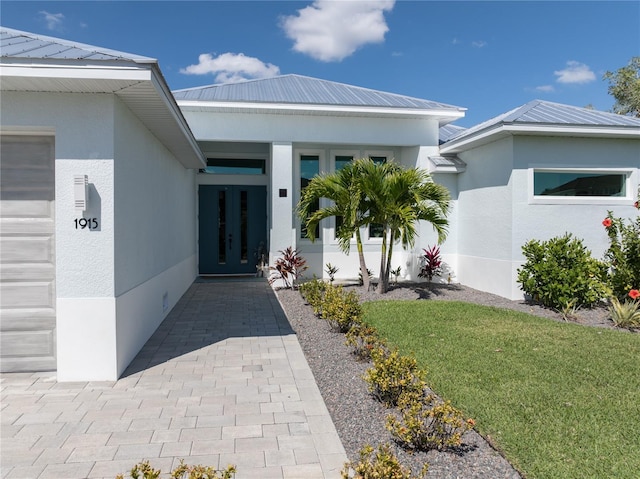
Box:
[276,282,616,479]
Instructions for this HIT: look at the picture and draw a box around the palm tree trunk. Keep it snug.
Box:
[376,227,389,294]
[385,231,395,290]
[355,228,369,291]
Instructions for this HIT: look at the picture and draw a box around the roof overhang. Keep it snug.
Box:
[440,122,640,154]
[428,155,466,173]
[177,99,465,123]
[0,60,205,169]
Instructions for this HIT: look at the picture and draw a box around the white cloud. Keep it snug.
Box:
[535,85,555,93]
[472,40,487,48]
[180,53,280,84]
[554,61,596,84]
[39,11,64,31]
[281,0,395,62]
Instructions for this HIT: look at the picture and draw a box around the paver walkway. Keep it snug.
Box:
[1,278,348,479]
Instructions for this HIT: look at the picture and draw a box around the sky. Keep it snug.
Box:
[2,0,639,127]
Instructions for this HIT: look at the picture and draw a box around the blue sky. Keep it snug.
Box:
[2,1,638,127]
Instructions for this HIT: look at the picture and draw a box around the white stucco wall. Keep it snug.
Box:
[1,91,198,380]
[182,110,440,147]
[112,97,197,377]
[453,134,639,300]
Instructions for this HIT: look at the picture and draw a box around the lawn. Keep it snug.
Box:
[363,300,640,479]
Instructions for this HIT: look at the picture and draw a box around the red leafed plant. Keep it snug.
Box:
[419,245,443,283]
[268,247,308,289]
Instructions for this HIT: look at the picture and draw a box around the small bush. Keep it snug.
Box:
[418,245,443,283]
[387,392,474,451]
[321,284,363,333]
[345,323,387,361]
[341,444,428,479]
[517,233,609,310]
[364,348,427,407]
[325,263,339,282]
[609,295,640,329]
[299,278,327,315]
[268,247,308,289]
[116,460,236,479]
[603,209,640,299]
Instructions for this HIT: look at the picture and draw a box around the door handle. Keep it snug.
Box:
[228,233,233,249]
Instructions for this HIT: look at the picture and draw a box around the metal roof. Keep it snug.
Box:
[439,124,467,144]
[445,100,640,144]
[174,74,465,112]
[0,26,155,63]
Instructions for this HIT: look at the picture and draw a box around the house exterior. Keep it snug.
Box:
[439,101,640,299]
[1,27,639,380]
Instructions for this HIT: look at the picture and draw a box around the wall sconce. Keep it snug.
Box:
[74,175,88,212]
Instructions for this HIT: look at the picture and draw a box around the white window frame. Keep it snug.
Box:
[295,149,326,243]
[528,167,635,205]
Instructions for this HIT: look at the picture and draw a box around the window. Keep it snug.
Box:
[529,168,633,205]
[534,171,626,197]
[203,158,265,175]
[333,154,355,237]
[300,154,320,239]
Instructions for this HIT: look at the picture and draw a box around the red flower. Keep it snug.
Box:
[629,290,640,300]
[635,201,639,209]
[602,218,612,228]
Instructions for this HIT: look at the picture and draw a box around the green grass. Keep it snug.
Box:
[363,300,640,479]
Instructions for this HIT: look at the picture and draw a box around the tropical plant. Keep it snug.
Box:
[297,159,373,290]
[325,263,338,283]
[418,245,443,283]
[602,202,640,300]
[268,247,308,289]
[357,160,450,293]
[609,292,640,329]
[364,348,427,407]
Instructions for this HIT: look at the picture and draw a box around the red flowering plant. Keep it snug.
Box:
[630,289,640,301]
[602,201,640,300]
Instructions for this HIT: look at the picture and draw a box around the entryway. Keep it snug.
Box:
[198,185,268,275]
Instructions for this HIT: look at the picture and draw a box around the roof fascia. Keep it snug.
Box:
[177,100,465,121]
[440,123,640,153]
[0,61,152,82]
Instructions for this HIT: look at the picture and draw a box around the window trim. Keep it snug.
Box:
[528,167,635,205]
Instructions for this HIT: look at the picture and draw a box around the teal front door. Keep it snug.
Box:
[198,185,267,274]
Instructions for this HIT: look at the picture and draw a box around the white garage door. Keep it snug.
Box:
[1,134,56,372]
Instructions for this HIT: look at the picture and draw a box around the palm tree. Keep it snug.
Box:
[360,161,451,294]
[297,160,373,290]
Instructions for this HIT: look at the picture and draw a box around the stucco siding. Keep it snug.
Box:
[113,97,197,296]
[183,110,439,147]
[511,136,639,262]
[457,137,514,260]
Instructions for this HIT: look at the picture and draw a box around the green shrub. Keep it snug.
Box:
[363,348,427,407]
[321,284,363,333]
[116,460,236,479]
[603,209,640,299]
[609,296,640,329]
[345,323,387,361]
[299,277,327,315]
[517,233,609,310]
[341,444,428,479]
[386,392,474,451]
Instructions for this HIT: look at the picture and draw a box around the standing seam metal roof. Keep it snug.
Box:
[445,100,640,144]
[0,27,155,63]
[173,74,465,111]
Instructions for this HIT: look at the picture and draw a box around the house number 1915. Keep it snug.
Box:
[74,218,99,229]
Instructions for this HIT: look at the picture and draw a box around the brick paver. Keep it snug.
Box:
[1,279,347,478]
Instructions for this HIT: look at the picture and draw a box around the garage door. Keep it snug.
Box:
[1,135,56,372]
